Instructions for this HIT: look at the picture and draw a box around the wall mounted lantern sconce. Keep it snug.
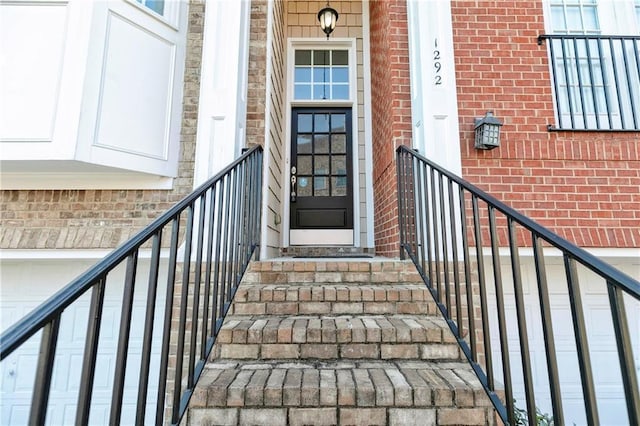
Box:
[474,111,503,150]
[318,2,339,39]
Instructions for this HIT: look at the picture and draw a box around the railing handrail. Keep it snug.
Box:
[397,145,640,298]
[0,145,263,358]
[397,145,640,425]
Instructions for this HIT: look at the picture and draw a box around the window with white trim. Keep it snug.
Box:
[543,0,640,130]
[293,50,350,101]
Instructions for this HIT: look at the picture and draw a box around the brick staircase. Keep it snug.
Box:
[187,260,495,425]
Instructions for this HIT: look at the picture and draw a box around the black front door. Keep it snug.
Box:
[290,107,353,229]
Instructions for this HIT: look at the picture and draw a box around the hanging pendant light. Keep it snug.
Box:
[318,2,339,39]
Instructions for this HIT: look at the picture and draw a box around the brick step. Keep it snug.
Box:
[230,284,437,316]
[243,260,423,286]
[214,314,462,361]
[188,360,494,426]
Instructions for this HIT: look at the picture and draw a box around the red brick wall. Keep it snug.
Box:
[452,0,640,248]
[369,0,413,257]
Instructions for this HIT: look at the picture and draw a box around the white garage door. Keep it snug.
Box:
[1,257,167,425]
[486,253,640,425]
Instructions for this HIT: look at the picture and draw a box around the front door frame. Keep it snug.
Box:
[284,38,359,247]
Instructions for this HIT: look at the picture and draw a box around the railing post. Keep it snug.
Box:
[29,317,60,426]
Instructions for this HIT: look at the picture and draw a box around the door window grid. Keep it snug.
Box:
[296,113,348,197]
[636,0,640,27]
[294,50,350,101]
[550,0,600,35]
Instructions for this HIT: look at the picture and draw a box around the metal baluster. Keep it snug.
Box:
[507,219,536,425]
[608,38,627,129]
[430,167,442,303]
[447,178,463,331]
[563,254,599,425]
[30,316,61,426]
[584,37,601,129]
[424,164,434,286]
[76,277,106,426]
[595,38,613,129]
[620,38,639,129]
[532,234,563,425]
[607,282,640,425]
[459,190,476,359]
[110,251,139,426]
[438,173,451,316]
[573,38,589,128]
[415,159,427,278]
[172,206,194,424]
[136,232,163,425]
[561,37,576,128]
[219,173,233,319]
[488,207,514,424]
[396,150,407,258]
[156,218,180,424]
[203,185,218,355]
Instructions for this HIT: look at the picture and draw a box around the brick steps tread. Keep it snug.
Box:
[191,360,492,409]
[188,360,495,425]
[231,284,437,316]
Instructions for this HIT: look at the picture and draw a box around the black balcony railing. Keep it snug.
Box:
[397,145,640,425]
[538,34,640,131]
[0,146,263,425]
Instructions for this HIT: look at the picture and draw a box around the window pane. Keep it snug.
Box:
[314,155,329,175]
[583,6,598,32]
[332,85,350,100]
[298,156,312,174]
[295,50,311,65]
[332,50,348,65]
[332,177,347,196]
[551,6,566,31]
[297,135,312,154]
[331,155,347,175]
[331,114,346,132]
[314,114,330,132]
[295,85,312,100]
[295,67,311,83]
[298,177,311,197]
[313,67,330,84]
[298,114,313,132]
[331,135,346,153]
[566,6,582,31]
[314,134,329,154]
[313,85,330,100]
[314,50,330,65]
[332,67,349,83]
[314,177,329,196]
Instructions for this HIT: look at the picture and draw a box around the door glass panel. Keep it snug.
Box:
[314,177,329,196]
[331,114,346,131]
[298,177,312,196]
[298,114,313,132]
[297,135,312,154]
[298,156,312,174]
[314,135,329,153]
[332,177,347,196]
[314,114,330,132]
[331,135,346,153]
[332,155,347,175]
[314,155,329,175]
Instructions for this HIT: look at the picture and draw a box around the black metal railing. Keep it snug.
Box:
[538,34,640,131]
[397,145,640,425]
[0,146,263,425]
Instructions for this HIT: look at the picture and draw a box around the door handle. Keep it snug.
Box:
[290,166,297,202]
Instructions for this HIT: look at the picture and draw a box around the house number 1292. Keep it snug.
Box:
[434,38,442,86]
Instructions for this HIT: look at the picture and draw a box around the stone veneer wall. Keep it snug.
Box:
[0,1,206,250]
[369,0,412,257]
